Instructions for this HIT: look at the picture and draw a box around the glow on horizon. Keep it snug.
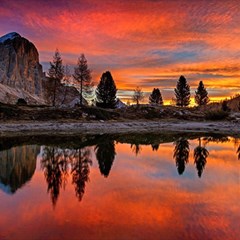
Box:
[0,0,240,103]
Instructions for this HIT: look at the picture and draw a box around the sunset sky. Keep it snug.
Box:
[1,0,240,103]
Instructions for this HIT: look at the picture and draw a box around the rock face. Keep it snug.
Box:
[42,77,88,107]
[0,32,43,97]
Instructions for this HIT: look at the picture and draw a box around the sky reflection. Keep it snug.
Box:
[0,135,239,239]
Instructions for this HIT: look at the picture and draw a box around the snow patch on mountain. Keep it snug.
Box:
[0,32,21,43]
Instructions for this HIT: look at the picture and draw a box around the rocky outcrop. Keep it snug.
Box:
[42,77,87,107]
[0,32,88,107]
[0,145,40,194]
[0,32,43,98]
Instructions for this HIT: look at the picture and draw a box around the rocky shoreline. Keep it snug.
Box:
[0,120,239,137]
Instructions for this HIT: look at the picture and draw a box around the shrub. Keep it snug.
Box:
[205,110,230,120]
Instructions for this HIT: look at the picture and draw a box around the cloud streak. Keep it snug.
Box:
[0,0,240,102]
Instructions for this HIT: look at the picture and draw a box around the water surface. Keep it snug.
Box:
[0,133,239,240]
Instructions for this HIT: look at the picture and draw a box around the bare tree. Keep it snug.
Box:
[132,86,144,106]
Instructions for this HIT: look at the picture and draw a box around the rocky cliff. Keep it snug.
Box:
[0,32,43,97]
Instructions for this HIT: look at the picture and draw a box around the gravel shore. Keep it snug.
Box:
[0,120,239,137]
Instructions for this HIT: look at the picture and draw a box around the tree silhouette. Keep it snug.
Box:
[95,140,116,177]
[48,49,64,106]
[71,148,92,201]
[194,138,209,177]
[173,138,190,175]
[96,71,117,108]
[174,75,190,107]
[195,81,209,106]
[41,147,68,207]
[149,88,163,105]
[73,54,93,105]
[132,86,144,106]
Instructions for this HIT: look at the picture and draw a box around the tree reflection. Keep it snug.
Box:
[151,144,160,151]
[194,138,209,178]
[41,146,92,205]
[95,140,116,177]
[173,138,190,175]
[237,145,240,160]
[71,148,92,201]
[41,147,68,206]
[131,144,142,156]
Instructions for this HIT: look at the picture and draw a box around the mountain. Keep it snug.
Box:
[0,32,87,106]
[0,32,43,99]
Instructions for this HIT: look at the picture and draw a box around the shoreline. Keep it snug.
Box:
[0,120,239,137]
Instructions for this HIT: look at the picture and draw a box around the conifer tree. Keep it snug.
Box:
[174,75,190,107]
[73,54,93,105]
[96,71,117,108]
[149,88,163,105]
[195,81,209,106]
[48,49,64,106]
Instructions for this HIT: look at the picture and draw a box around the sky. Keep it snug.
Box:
[1,0,240,103]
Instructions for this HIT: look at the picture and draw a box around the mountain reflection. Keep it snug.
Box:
[173,138,190,175]
[95,139,116,177]
[194,138,209,178]
[0,145,39,193]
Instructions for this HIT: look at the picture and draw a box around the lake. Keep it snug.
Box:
[0,133,239,240]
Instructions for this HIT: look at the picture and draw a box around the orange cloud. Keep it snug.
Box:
[0,0,240,102]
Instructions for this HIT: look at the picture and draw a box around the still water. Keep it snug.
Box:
[0,133,239,240]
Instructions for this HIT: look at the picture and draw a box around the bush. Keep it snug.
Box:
[205,110,230,120]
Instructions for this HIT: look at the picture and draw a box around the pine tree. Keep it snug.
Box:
[96,71,117,108]
[195,81,209,106]
[48,49,64,106]
[132,86,144,106]
[149,88,163,105]
[73,54,93,105]
[174,75,190,107]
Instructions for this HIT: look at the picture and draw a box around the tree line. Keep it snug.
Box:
[48,49,209,108]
